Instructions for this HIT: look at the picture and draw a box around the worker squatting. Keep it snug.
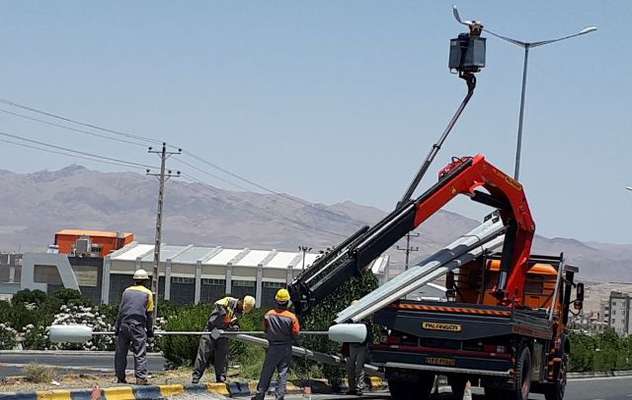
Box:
[114,269,369,399]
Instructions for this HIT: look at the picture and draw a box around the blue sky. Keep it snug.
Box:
[0,1,630,243]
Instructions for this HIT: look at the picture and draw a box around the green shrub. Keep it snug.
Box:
[11,289,47,307]
[162,304,213,367]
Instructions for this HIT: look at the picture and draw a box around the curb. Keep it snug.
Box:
[0,377,387,400]
[568,370,632,379]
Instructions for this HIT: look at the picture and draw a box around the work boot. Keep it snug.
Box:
[216,375,226,383]
[116,378,128,384]
[135,378,149,385]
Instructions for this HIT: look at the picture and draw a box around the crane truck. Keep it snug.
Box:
[288,16,584,400]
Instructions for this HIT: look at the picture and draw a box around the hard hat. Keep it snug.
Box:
[275,288,291,303]
[243,295,256,313]
[133,269,150,280]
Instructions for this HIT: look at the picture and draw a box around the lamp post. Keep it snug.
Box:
[453,6,596,181]
[299,245,312,271]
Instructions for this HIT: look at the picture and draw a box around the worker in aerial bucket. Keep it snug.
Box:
[253,288,300,400]
[114,269,154,385]
[191,294,256,384]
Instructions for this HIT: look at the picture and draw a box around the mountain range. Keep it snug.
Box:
[0,165,631,282]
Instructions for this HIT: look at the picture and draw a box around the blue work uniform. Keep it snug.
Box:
[114,284,154,382]
[192,296,241,383]
[254,307,301,400]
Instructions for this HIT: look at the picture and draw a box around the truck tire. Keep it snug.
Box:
[544,354,568,400]
[512,346,532,400]
[484,387,503,400]
[388,372,434,400]
[448,375,467,399]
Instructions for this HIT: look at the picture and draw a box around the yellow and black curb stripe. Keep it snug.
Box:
[0,383,225,400]
[0,377,386,399]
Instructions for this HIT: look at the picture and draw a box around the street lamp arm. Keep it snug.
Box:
[530,26,597,48]
[484,27,528,47]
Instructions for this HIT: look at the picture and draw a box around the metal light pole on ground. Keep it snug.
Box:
[453,6,596,181]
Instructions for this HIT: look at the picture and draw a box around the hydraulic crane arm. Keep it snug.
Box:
[289,154,535,316]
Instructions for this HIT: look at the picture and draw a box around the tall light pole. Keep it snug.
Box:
[299,245,312,271]
[453,6,596,180]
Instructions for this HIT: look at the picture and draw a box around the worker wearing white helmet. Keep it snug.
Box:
[192,294,256,384]
[114,269,154,385]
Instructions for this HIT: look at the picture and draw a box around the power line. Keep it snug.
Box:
[0,98,162,145]
[0,130,156,169]
[0,137,154,170]
[174,158,253,192]
[0,107,148,147]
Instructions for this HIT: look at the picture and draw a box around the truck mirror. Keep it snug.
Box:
[446,271,456,289]
[574,283,585,310]
[576,283,585,302]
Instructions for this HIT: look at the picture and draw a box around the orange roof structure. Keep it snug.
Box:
[55,229,133,238]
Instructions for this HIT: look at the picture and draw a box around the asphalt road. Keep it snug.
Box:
[262,376,632,400]
[3,352,632,400]
[0,351,165,377]
[166,376,632,400]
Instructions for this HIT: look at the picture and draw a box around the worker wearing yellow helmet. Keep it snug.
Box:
[253,288,300,400]
[192,294,256,384]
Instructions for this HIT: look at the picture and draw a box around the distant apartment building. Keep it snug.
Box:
[608,291,631,336]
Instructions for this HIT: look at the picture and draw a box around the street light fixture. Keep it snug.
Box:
[453,6,597,181]
[625,186,632,192]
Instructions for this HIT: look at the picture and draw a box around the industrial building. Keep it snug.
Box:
[104,243,390,307]
[0,238,390,308]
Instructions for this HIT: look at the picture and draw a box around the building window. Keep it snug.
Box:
[263,281,285,289]
[71,264,98,287]
[34,265,62,285]
[233,280,255,287]
[202,278,224,286]
[172,277,194,284]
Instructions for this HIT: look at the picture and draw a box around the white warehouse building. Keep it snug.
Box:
[103,243,390,308]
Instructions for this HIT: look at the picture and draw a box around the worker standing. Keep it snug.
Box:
[345,301,372,395]
[192,295,256,384]
[253,288,300,400]
[114,269,154,385]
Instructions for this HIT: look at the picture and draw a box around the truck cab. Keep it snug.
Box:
[370,253,584,400]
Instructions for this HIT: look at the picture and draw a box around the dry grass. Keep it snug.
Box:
[23,364,56,383]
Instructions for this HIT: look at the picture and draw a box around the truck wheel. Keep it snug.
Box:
[544,355,568,400]
[448,375,467,399]
[388,373,434,400]
[484,387,503,400]
[513,346,532,400]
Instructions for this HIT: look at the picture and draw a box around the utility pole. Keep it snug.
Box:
[396,232,420,271]
[299,245,312,271]
[147,142,181,317]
